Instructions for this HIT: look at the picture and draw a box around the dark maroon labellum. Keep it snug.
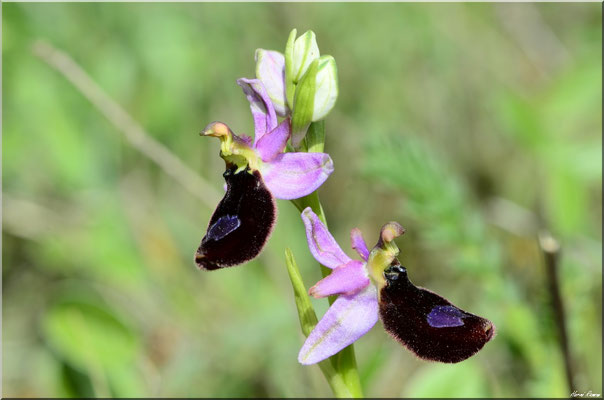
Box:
[379,261,495,363]
[195,165,276,270]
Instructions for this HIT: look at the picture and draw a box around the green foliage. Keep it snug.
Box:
[43,292,144,397]
[284,248,319,338]
[2,2,601,398]
[405,361,489,398]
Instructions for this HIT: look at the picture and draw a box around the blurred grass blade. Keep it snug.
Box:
[31,40,221,208]
[284,248,352,398]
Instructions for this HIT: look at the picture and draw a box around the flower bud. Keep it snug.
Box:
[309,55,338,121]
[292,31,320,84]
[290,56,339,148]
[255,49,288,117]
[285,29,320,109]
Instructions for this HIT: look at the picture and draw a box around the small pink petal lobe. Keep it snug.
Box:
[309,260,370,298]
[350,228,370,261]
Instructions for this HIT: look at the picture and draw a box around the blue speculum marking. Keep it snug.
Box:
[427,305,466,328]
[207,215,241,241]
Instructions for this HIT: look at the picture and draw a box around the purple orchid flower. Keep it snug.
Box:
[195,80,334,271]
[298,207,495,365]
[233,78,334,199]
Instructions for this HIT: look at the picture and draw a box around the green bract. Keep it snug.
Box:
[291,55,339,148]
[292,30,320,84]
[311,55,338,122]
[291,59,318,148]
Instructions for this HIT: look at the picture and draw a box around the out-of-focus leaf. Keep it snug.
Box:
[503,304,545,372]
[43,296,139,371]
[547,169,587,234]
[498,93,545,150]
[404,361,489,398]
[107,365,147,397]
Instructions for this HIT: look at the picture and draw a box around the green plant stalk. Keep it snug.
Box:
[285,248,352,398]
[289,121,363,398]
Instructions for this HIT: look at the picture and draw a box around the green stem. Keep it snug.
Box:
[290,121,363,398]
[318,358,354,398]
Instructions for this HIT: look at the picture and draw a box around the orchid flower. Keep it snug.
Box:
[298,207,495,365]
[194,80,334,271]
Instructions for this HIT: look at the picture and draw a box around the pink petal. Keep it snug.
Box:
[260,153,333,201]
[309,260,370,298]
[350,228,370,261]
[298,285,379,365]
[299,207,350,269]
[237,78,278,143]
[255,49,288,117]
[255,118,290,162]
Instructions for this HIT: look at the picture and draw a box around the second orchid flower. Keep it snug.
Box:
[298,208,495,365]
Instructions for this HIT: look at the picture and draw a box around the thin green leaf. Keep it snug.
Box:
[284,247,319,337]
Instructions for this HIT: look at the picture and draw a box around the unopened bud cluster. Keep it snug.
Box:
[255,29,338,148]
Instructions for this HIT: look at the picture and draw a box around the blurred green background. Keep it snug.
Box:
[2,3,601,398]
